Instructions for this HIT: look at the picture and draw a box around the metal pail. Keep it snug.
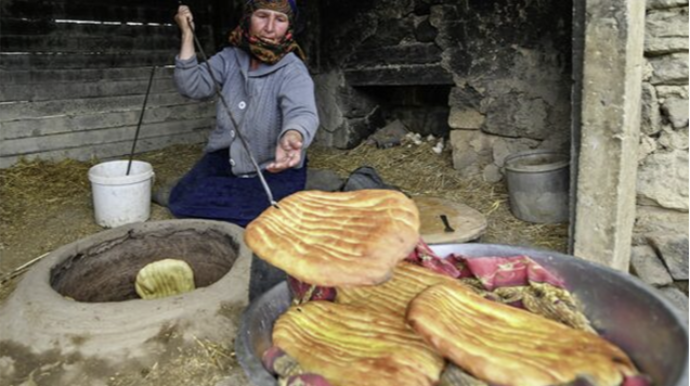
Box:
[504,149,569,223]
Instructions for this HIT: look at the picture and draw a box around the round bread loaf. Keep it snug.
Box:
[336,261,456,318]
[273,301,444,386]
[245,190,420,287]
[135,259,195,299]
[407,281,638,386]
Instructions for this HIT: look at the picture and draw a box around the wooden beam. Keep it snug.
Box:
[0,118,214,156]
[0,76,179,102]
[1,102,214,140]
[0,130,209,169]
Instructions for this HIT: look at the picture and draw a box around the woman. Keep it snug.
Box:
[172,0,319,300]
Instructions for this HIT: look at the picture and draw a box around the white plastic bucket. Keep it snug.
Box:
[88,160,155,228]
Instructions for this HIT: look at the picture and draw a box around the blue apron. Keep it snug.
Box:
[169,148,307,228]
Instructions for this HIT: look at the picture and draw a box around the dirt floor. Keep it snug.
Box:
[0,140,569,386]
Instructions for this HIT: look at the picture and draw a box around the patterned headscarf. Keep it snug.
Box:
[228,0,306,64]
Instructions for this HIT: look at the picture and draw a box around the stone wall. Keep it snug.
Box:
[631,0,688,305]
[313,0,574,159]
[445,0,573,181]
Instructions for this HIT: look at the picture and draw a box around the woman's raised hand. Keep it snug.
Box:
[175,5,195,35]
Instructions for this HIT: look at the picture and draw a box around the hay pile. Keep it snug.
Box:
[0,159,94,229]
[107,335,238,386]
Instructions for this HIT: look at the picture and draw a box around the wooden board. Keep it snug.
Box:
[0,117,213,156]
[0,130,208,169]
[0,0,219,170]
[412,196,487,244]
[0,92,188,122]
[1,102,214,140]
[0,51,177,69]
[0,75,179,102]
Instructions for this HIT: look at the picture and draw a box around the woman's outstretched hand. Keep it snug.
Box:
[267,130,303,173]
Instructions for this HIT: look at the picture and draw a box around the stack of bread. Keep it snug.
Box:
[245,190,640,386]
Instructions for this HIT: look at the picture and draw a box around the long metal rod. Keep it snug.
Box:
[188,24,279,209]
[127,65,156,175]
[0,252,50,286]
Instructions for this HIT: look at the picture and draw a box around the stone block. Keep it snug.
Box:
[446,47,473,76]
[637,149,689,210]
[482,164,502,183]
[491,137,540,167]
[0,357,15,381]
[649,53,689,85]
[637,136,658,163]
[635,205,689,235]
[630,245,674,286]
[647,233,689,280]
[658,126,689,150]
[448,85,483,110]
[645,10,689,54]
[640,83,662,136]
[657,85,689,99]
[657,287,689,324]
[449,129,496,178]
[482,92,550,140]
[647,0,689,10]
[646,37,689,55]
[448,107,484,129]
[661,97,689,129]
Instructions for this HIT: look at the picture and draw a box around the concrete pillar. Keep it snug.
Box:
[570,0,646,270]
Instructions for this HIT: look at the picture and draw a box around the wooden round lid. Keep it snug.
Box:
[412,196,487,244]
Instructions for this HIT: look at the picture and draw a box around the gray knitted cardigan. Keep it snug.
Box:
[174,47,319,176]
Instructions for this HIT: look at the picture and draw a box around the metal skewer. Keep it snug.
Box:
[184,13,279,209]
[127,65,156,175]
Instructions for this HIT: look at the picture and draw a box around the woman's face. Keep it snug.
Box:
[250,9,290,42]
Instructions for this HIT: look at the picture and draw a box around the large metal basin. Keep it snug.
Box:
[236,243,689,386]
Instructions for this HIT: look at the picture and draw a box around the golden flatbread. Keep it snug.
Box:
[273,301,444,386]
[135,259,195,299]
[407,281,638,386]
[245,190,420,287]
[336,261,456,318]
